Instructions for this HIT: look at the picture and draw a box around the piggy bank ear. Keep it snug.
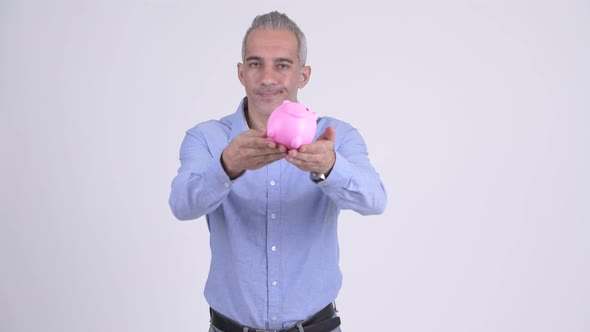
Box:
[311,110,318,120]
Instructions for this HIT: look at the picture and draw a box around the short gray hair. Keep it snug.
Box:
[241,11,308,67]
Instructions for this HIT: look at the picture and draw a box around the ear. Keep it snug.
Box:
[298,65,311,88]
[237,62,245,86]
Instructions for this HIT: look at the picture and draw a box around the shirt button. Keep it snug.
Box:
[270,180,276,186]
[271,214,276,219]
[271,246,277,252]
[272,281,278,286]
[224,182,230,188]
[272,316,277,321]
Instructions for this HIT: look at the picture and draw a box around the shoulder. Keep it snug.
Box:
[317,116,361,137]
[317,116,367,149]
[185,113,234,139]
[317,116,355,132]
[178,114,237,157]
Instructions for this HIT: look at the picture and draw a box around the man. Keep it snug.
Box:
[169,11,387,332]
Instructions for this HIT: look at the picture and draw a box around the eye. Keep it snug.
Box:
[249,61,261,68]
[277,63,290,70]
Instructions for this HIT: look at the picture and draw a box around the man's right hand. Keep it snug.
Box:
[221,129,286,179]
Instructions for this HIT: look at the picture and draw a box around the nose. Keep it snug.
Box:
[261,65,278,85]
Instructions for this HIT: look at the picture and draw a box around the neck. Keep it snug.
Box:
[243,98,269,131]
[245,110,268,131]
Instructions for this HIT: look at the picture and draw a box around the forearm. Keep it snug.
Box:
[310,122,387,215]
[169,131,233,221]
[169,155,232,220]
[318,151,387,215]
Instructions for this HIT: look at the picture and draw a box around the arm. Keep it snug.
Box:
[285,121,387,216]
[169,125,285,221]
[169,129,232,221]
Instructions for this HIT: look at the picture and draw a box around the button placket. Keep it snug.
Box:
[266,164,282,330]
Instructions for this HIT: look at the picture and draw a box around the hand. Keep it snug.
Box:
[285,126,336,174]
[221,130,286,179]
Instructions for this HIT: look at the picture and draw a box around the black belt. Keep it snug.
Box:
[210,303,341,332]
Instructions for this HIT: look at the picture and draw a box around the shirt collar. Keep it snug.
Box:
[228,97,250,142]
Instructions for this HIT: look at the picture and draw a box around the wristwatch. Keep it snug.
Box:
[310,172,327,183]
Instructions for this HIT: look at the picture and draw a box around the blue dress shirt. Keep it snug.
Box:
[169,98,387,330]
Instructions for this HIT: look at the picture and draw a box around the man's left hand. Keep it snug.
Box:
[285,126,336,174]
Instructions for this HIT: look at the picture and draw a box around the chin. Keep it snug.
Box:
[250,92,292,113]
[250,102,276,117]
[257,97,283,111]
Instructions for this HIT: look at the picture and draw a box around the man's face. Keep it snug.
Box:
[238,29,310,125]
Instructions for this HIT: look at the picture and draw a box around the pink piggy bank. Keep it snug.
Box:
[267,100,318,150]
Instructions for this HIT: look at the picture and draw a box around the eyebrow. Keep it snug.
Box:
[245,56,294,64]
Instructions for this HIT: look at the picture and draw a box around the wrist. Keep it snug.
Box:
[220,153,244,180]
[310,166,333,184]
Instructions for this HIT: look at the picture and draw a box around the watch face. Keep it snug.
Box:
[310,172,326,183]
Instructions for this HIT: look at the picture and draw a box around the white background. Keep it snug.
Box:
[1,0,589,331]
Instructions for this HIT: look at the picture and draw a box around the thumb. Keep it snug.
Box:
[318,126,336,142]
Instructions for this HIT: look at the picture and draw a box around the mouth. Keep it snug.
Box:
[259,92,279,98]
[256,87,283,99]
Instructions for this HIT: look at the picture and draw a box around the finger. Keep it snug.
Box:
[285,153,322,172]
[250,151,285,169]
[276,144,288,153]
[242,136,279,149]
[318,126,336,142]
[285,149,314,165]
[299,126,336,153]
